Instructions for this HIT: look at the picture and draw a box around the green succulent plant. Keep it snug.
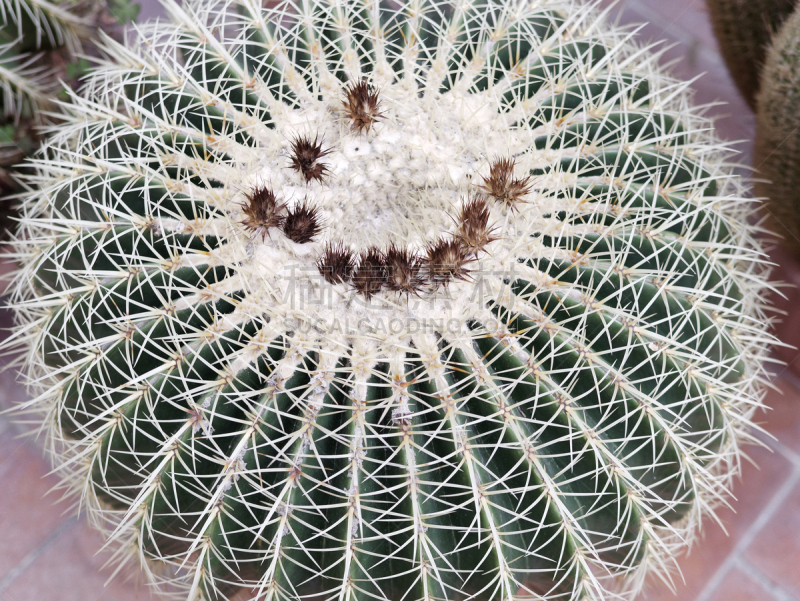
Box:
[706,0,797,110]
[8,0,774,600]
[0,0,90,171]
[0,0,140,205]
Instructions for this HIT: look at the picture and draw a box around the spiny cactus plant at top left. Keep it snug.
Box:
[0,0,140,228]
[0,0,109,201]
[7,0,776,600]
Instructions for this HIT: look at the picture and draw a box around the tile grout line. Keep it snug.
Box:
[694,465,800,601]
[734,556,800,601]
[0,515,80,594]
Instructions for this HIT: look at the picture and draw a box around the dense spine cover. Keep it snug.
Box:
[8,1,774,600]
[0,0,89,167]
[756,3,800,253]
[706,0,796,109]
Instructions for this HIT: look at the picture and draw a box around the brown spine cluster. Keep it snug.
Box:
[343,80,384,134]
[317,243,355,285]
[384,245,425,298]
[240,110,526,301]
[480,157,533,211]
[312,171,512,299]
[351,248,388,300]
[289,134,331,182]
[425,238,474,291]
[240,185,324,246]
[283,200,322,244]
[455,194,498,253]
[240,186,287,241]
[319,227,486,300]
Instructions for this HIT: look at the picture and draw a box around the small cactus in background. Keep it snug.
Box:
[0,0,140,204]
[8,0,775,600]
[706,0,796,109]
[755,3,800,253]
[0,0,89,183]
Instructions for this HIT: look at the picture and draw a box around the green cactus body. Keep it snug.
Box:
[706,0,797,109]
[10,0,772,600]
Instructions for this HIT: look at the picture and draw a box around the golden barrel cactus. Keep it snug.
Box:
[7,0,775,600]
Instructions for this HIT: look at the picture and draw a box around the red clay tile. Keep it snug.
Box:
[641,443,792,601]
[767,245,800,377]
[707,566,779,601]
[1,519,159,601]
[744,479,800,596]
[0,438,73,582]
[759,381,800,455]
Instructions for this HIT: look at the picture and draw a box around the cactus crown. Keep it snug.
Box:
[7,0,775,600]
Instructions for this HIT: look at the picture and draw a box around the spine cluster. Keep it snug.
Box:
[480,157,533,212]
[317,211,484,299]
[240,79,527,300]
[343,80,385,134]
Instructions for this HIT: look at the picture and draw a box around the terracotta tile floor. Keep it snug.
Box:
[0,0,799,600]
